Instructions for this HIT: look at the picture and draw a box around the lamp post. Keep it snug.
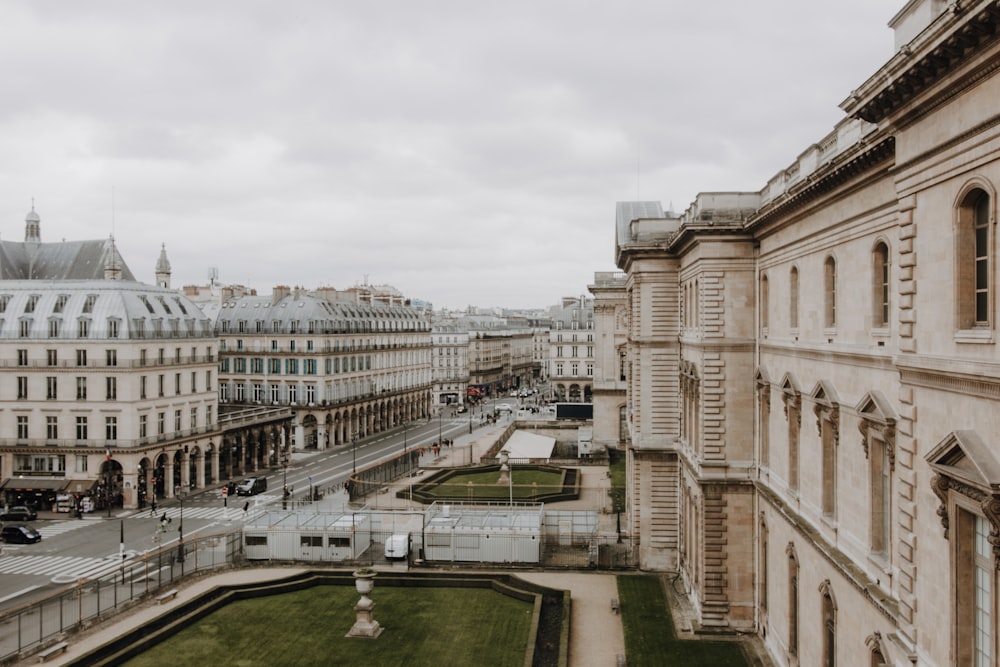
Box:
[281,456,289,509]
[175,485,185,564]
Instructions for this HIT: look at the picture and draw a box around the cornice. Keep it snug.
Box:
[850,1,1000,125]
[746,137,896,231]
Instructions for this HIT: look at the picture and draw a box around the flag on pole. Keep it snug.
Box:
[105,449,111,462]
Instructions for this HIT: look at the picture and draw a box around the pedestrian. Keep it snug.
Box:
[149,497,157,516]
[243,501,249,513]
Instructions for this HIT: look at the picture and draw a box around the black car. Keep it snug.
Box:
[236,477,267,496]
[1,525,41,544]
[455,405,468,414]
[0,506,37,522]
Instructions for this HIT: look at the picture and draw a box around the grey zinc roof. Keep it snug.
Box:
[214,293,428,333]
[0,280,213,340]
[0,238,135,281]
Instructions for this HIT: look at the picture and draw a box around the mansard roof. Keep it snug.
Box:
[214,293,428,334]
[0,280,213,340]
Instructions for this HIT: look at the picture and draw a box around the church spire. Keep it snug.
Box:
[24,200,40,243]
[103,235,123,281]
[155,243,172,289]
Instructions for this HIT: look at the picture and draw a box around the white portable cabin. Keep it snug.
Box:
[422,502,543,564]
[243,510,372,562]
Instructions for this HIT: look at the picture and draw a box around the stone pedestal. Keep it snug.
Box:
[347,571,383,638]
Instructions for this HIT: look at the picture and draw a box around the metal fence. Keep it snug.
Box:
[0,507,635,662]
[0,531,242,664]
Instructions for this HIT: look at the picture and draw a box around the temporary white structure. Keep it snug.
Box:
[422,501,543,564]
[243,510,371,561]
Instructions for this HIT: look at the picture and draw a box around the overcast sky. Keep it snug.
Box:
[1,1,903,310]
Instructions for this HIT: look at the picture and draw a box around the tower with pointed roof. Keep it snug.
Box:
[155,243,171,288]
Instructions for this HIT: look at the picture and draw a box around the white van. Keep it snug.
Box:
[385,533,410,561]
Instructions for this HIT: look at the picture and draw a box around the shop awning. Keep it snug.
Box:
[63,479,99,495]
[0,477,71,492]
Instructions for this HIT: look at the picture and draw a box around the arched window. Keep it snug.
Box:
[872,241,890,329]
[956,187,993,329]
[824,256,837,328]
[789,267,799,330]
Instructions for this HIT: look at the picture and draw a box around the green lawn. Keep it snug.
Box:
[617,575,748,667]
[123,585,534,667]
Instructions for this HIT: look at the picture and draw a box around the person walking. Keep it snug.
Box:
[149,497,157,516]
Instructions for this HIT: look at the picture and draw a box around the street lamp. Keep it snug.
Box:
[281,456,289,509]
[175,485,185,564]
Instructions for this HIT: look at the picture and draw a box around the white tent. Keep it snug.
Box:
[497,430,556,460]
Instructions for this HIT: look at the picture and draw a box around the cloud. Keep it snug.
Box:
[0,0,903,309]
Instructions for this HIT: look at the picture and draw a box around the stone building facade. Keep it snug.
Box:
[0,209,290,512]
[613,1,1000,664]
[588,272,629,453]
[212,287,432,453]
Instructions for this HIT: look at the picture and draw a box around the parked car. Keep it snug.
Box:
[1,525,41,544]
[455,405,468,414]
[236,477,267,496]
[0,506,37,522]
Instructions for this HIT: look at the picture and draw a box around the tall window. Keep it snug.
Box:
[17,416,28,440]
[76,377,87,400]
[957,188,993,329]
[75,416,88,441]
[824,256,837,328]
[105,416,117,442]
[46,376,57,400]
[759,517,768,613]
[782,380,801,493]
[16,376,27,400]
[820,582,837,667]
[46,416,58,441]
[757,376,771,468]
[968,512,992,667]
[872,242,890,328]
[106,376,117,400]
[787,545,799,658]
[761,273,769,331]
[789,267,799,329]
[870,435,891,553]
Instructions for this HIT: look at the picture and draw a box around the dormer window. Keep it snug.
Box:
[53,295,69,314]
[24,295,39,313]
[83,295,97,314]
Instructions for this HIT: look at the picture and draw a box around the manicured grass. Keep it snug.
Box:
[123,585,534,667]
[424,468,565,500]
[608,448,626,512]
[617,575,748,667]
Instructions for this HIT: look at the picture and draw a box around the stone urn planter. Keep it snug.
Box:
[347,569,383,638]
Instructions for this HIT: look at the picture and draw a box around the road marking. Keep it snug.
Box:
[0,585,41,604]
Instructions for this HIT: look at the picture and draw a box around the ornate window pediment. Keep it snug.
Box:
[755,367,771,407]
[780,373,801,423]
[856,391,896,469]
[927,430,1000,555]
[811,380,840,444]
